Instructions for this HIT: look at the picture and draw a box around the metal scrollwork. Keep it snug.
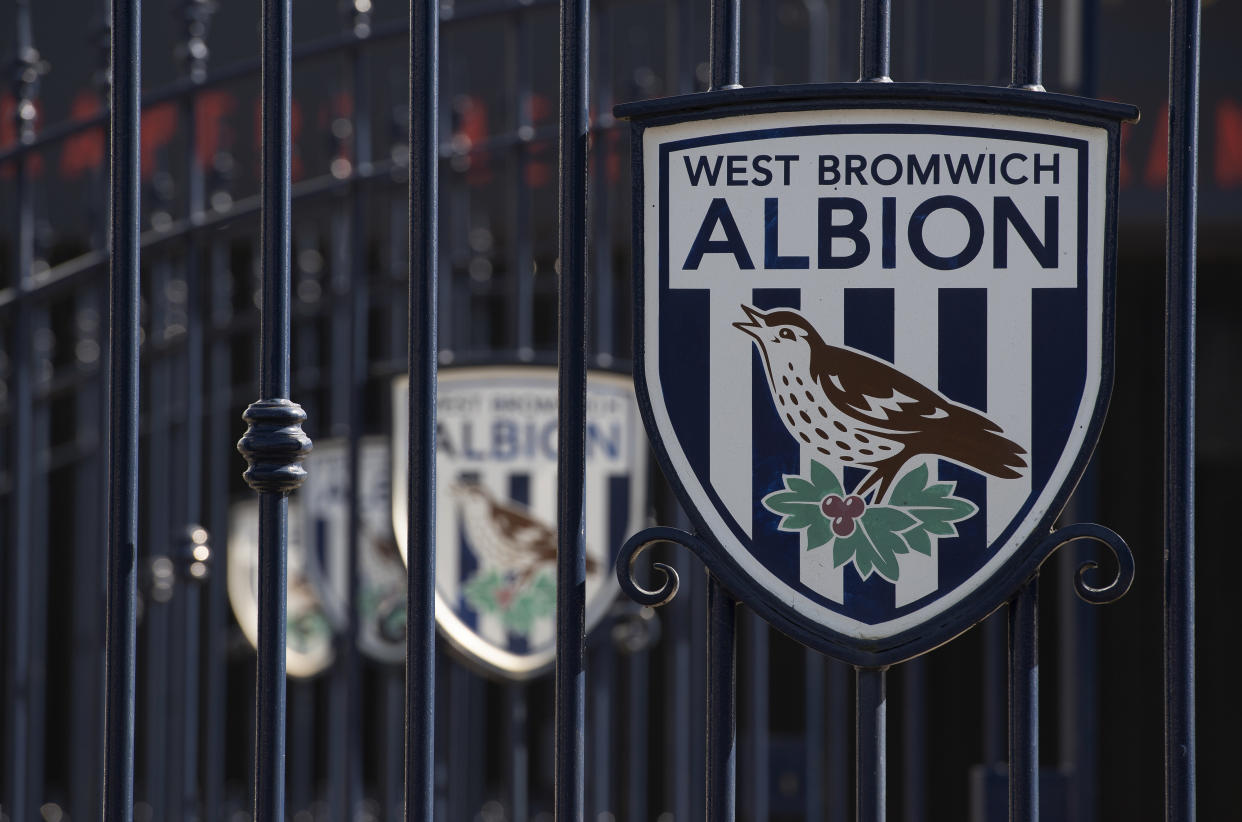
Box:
[1036,522,1135,605]
[615,526,713,607]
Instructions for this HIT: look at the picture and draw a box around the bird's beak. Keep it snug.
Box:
[732,304,766,339]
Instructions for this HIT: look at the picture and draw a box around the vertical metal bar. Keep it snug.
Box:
[901,660,926,822]
[592,0,615,361]
[237,1,311,819]
[626,639,650,822]
[1164,0,1199,817]
[146,259,172,821]
[71,286,107,822]
[709,0,742,89]
[704,6,739,818]
[384,667,405,821]
[556,0,590,814]
[667,513,694,821]
[804,652,825,820]
[590,634,615,817]
[856,667,887,822]
[171,5,213,819]
[746,609,769,822]
[859,0,891,81]
[5,3,40,817]
[1008,576,1040,822]
[1010,0,1044,89]
[406,0,439,817]
[203,232,233,822]
[827,659,849,821]
[982,611,1008,769]
[707,575,737,822]
[27,315,50,820]
[103,0,141,814]
[507,683,530,822]
[1059,465,1100,822]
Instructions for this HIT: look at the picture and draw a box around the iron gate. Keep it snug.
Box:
[0,0,1207,820]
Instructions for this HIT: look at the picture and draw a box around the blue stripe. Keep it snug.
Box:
[936,289,988,597]
[1031,290,1085,491]
[751,289,802,588]
[506,474,531,654]
[844,288,896,619]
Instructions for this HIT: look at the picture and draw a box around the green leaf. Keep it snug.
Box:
[810,460,845,497]
[904,526,933,557]
[889,463,930,506]
[857,520,902,582]
[763,490,811,515]
[784,475,821,502]
[833,532,856,568]
[807,518,833,550]
[862,506,918,536]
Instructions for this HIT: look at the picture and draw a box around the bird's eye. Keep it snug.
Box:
[779,328,795,340]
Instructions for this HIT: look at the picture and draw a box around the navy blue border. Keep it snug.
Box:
[621,85,1131,667]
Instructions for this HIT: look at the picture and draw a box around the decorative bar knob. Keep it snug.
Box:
[237,398,312,494]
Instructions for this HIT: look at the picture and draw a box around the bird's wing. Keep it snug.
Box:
[491,503,559,554]
[814,345,1004,435]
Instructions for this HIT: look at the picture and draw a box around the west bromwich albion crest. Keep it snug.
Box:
[392,365,649,679]
[619,87,1136,664]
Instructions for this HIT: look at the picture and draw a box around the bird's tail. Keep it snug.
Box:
[946,425,1027,479]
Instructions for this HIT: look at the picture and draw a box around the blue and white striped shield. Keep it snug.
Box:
[392,366,649,679]
[626,93,1128,663]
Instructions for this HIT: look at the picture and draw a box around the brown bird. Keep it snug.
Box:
[451,482,598,585]
[734,304,1027,503]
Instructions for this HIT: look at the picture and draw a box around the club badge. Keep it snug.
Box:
[616,88,1137,665]
[392,365,649,679]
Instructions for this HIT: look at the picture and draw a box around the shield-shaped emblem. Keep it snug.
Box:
[298,437,407,665]
[392,365,649,679]
[227,500,336,678]
[621,88,1135,664]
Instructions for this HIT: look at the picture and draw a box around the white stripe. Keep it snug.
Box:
[798,291,845,603]
[986,288,1033,544]
[892,284,941,607]
[710,287,755,537]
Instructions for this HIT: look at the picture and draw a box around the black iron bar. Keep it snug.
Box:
[507,683,530,822]
[555,0,590,815]
[707,574,738,822]
[804,652,825,820]
[666,510,694,821]
[704,5,739,819]
[626,637,650,822]
[202,233,233,822]
[1009,576,1040,822]
[592,0,615,362]
[1164,0,1199,817]
[982,611,1008,769]
[709,0,742,89]
[827,659,849,821]
[746,610,770,822]
[859,0,891,81]
[405,0,439,816]
[901,660,927,822]
[591,632,616,817]
[171,4,211,815]
[237,0,312,819]
[145,259,172,822]
[856,667,887,822]
[70,285,107,822]
[343,11,373,816]
[5,3,40,817]
[1059,466,1101,822]
[103,0,141,815]
[1011,0,1044,89]
[26,323,50,822]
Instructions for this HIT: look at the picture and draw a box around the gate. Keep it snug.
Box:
[0,0,1204,820]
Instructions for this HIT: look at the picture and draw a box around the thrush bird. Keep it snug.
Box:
[451,482,598,585]
[734,304,1027,503]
